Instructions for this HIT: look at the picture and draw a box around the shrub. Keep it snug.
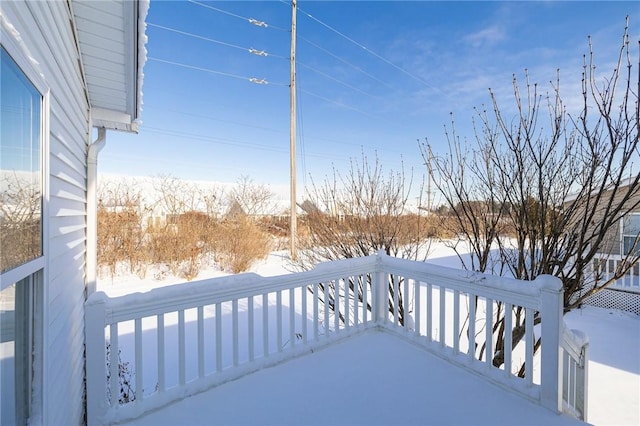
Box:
[213,217,272,273]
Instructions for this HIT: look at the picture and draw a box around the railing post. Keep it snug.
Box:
[538,274,563,414]
[578,341,589,422]
[85,294,108,426]
[373,250,387,324]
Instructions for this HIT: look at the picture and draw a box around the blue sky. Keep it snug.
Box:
[101,1,638,195]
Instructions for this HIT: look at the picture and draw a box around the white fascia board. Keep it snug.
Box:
[91,107,138,133]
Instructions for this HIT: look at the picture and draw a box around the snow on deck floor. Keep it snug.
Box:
[123,330,582,426]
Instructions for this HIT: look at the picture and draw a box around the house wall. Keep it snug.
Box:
[595,185,640,256]
[2,2,89,424]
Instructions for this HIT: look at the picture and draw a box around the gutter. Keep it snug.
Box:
[86,128,106,296]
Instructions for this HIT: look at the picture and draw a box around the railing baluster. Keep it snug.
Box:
[485,298,493,365]
[344,277,350,329]
[289,288,296,347]
[468,294,476,359]
[135,318,143,401]
[178,310,185,385]
[324,282,330,336]
[362,276,368,324]
[334,280,340,332]
[571,359,576,409]
[262,293,269,357]
[215,303,222,372]
[248,296,255,362]
[232,299,239,366]
[352,276,359,327]
[157,314,165,392]
[439,286,446,346]
[453,289,459,352]
[302,286,308,344]
[426,282,432,341]
[109,323,118,406]
[393,275,399,325]
[197,306,204,378]
[525,307,534,385]
[414,279,421,336]
[403,276,409,330]
[504,303,512,377]
[277,290,283,351]
[313,283,319,340]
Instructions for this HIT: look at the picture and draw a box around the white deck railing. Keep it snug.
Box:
[592,253,640,289]
[85,252,588,425]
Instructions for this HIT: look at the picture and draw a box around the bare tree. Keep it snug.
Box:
[228,175,275,217]
[421,21,639,373]
[153,174,200,217]
[0,171,41,272]
[297,153,433,326]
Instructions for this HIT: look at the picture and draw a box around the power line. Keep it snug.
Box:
[144,105,287,135]
[142,126,348,161]
[188,0,289,31]
[300,89,393,123]
[298,35,395,91]
[148,22,288,59]
[297,61,381,100]
[148,57,288,86]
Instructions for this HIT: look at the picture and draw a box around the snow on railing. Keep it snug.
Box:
[561,326,589,420]
[85,251,588,425]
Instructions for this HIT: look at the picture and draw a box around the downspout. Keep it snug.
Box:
[86,127,106,296]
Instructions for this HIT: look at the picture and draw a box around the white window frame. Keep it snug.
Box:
[1,17,50,424]
[621,213,640,256]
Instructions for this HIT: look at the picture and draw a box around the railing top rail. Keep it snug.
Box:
[561,326,589,363]
[87,253,379,325]
[379,253,562,309]
[86,251,563,325]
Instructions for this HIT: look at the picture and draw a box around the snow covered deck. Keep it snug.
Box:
[121,329,582,426]
[86,252,589,425]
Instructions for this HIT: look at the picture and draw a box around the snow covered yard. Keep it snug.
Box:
[97,248,640,426]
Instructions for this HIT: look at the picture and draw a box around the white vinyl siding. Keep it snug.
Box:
[2,1,89,424]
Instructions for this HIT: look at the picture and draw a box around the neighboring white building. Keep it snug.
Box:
[0,1,147,424]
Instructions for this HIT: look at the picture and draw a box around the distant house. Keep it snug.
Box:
[581,177,640,314]
[0,1,147,424]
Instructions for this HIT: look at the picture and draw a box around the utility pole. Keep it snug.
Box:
[289,0,297,260]
[426,146,433,214]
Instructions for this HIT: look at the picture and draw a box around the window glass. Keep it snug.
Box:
[0,46,42,273]
[623,214,640,256]
[1,274,36,425]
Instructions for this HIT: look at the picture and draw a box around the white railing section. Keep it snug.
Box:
[561,327,589,420]
[85,251,588,425]
[593,253,639,289]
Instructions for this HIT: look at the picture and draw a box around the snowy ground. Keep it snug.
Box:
[98,243,640,426]
[123,330,584,426]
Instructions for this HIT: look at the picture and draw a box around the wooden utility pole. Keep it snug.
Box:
[426,147,432,214]
[289,0,297,260]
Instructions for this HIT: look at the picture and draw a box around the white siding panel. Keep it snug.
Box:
[50,156,86,190]
[77,30,125,56]
[73,2,124,30]
[2,1,89,424]
[81,45,127,70]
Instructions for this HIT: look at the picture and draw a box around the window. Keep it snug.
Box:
[1,273,39,425]
[1,46,42,273]
[0,45,44,426]
[622,214,640,256]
